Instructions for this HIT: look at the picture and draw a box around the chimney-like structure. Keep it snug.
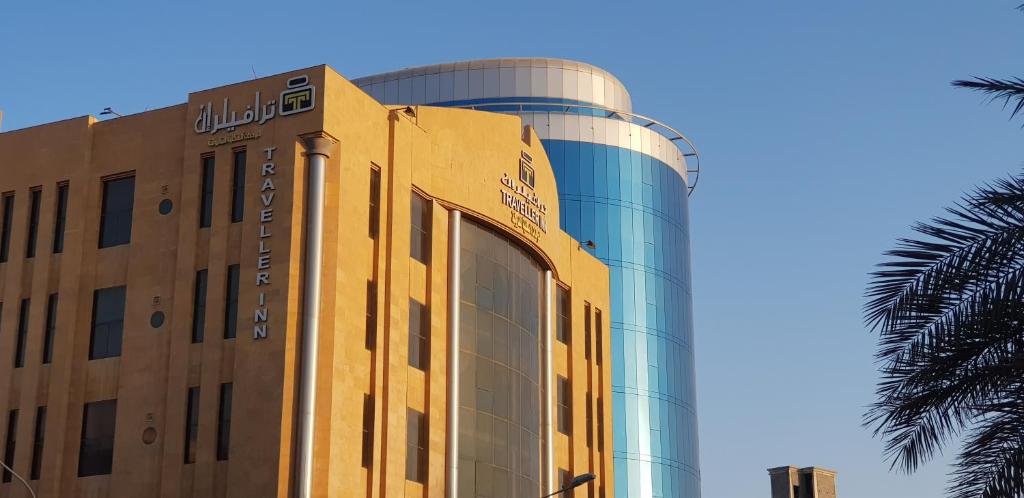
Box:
[768,466,837,498]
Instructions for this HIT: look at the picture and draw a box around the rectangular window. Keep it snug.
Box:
[0,193,14,262]
[14,298,29,368]
[410,192,431,264]
[584,302,592,361]
[556,286,571,345]
[405,408,426,483]
[30,406,45,480]
[216,383,232,461]
[557,376,572,435]
[89,286,126,360]
[78,399,116,477]
[184,387,199,464]
[191,270,208,343]
[361,394,374,468]
[230,149,246,223]
[586,392,593,448]
[2,409,16,483]
[408,298,429,371]
[597,396,604,451]
[369,166,381,239]
[52,182,68,253]
[99,176,135,248]
[365,281,377,350]
[199,156,214,228]
[42,294,58,364]
[595,308,603,366]
[224,265,239,339]
[559,468,572,491]
[25,188,41,258]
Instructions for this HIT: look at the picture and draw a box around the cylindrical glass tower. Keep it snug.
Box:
[355,58,701,498]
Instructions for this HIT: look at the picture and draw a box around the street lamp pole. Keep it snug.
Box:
[541,473,596,498]
[0,459,36,498]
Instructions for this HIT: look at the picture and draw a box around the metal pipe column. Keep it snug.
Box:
[296,135,332,498]
[446,210,462,498]
[542,270,555,496]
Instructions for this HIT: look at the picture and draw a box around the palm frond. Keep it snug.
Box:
[953,77,1024,121]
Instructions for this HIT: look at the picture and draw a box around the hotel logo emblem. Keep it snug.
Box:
[280,75,315,116]
[519,151,536,189]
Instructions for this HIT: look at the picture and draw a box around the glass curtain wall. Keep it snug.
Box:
[457,219,544,498]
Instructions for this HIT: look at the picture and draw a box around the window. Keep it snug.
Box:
[14,298,29,368]
[369,166,381,239]
[410,192,431,264]
[42,294,57,364]
[78,400,116,477]
[199,156,214,228]
[408,298,429,371]
[365,281,377,350]
[99,176,135,248]
[556,286,571,344]
[361,394,374,468]
[89,286,126,360]
[216,383,232,461]
[230,149,246,223]
[595,308,603,366]
[596,396,604,451]
[191,270,208,343]
[584,302,592,361]
[557,376,572,435]
[184,387,199,464]
[586,392,593,448]
[224,265,239,339]
[0,193,14,262]
[405,408,426,483]
[25,188,41,258]
[2,409,16,483]
[52,182,68,253]
[30,406,45,480]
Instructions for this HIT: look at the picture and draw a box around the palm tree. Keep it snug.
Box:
[864,77,1024,498]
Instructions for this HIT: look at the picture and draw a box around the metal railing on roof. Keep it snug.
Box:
[450,101,701,196]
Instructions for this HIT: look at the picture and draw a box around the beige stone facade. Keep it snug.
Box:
[768,466,837,498]
[0,66,612,498]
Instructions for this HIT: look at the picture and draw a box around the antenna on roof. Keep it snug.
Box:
[99,107,123,118]
[251,65,257,80]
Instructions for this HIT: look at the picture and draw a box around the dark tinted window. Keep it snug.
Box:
[78,400,116,477]
[53,183,68,253]
[405,408,426,483]
[230,149,246,223]
[410,193,431,264]
[99,176,134,248]
[224,265,239,339]
[191,270,208,343]
[361,394,374,468]
[2,409,16,483]
[408,299,429,371]
[14,298,29,368]
[25,188,41,258]
[584,302,592,361]
[200,156,214,228]
[1,193,14,262]
[596,396,604,451]
[365,280,377,350]
[557,376,572,435]
[89,286,126,360]
[369,166,381,239]
[595,309,603,366]
[30,406,45,480]
[216,383,232,461]
[42,294,58,364]
[556,286,571,344]
[586,392,593,448]
[184,387,199,464]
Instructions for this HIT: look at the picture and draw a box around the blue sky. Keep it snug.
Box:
[3,1,1023,497]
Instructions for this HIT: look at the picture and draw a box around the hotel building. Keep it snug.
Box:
[355,59,702,498]
[0,66,612,498]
